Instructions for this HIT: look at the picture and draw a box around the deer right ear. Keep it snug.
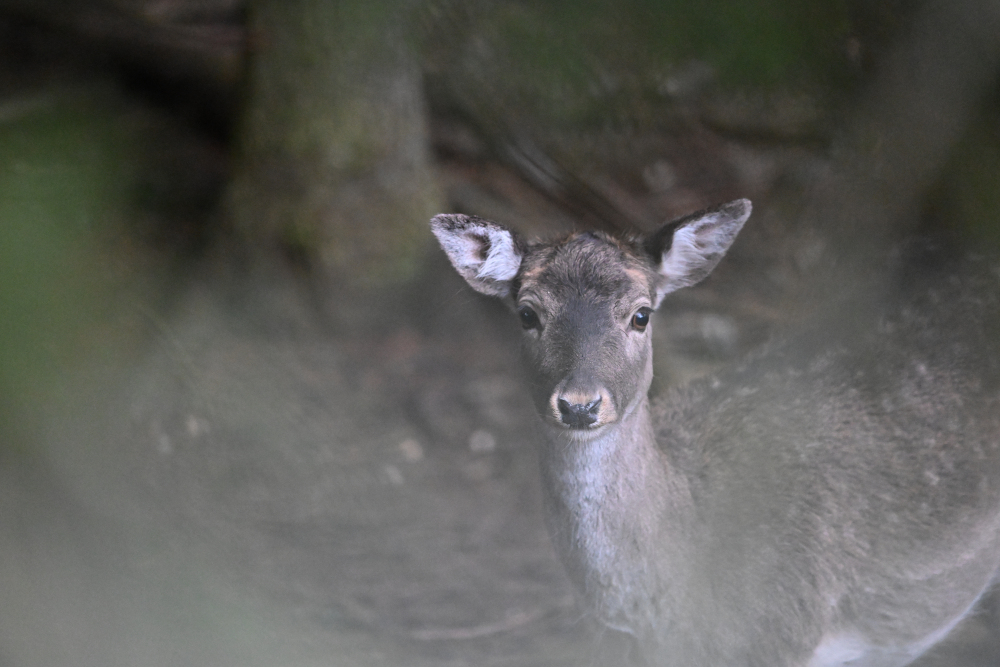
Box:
[645,199,751,307]
[430,214,524,299]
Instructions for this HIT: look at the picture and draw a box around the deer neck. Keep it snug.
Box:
[537,394,693,631]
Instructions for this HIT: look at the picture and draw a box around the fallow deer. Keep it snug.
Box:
[431,199,1000,666]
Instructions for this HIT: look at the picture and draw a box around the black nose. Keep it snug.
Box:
[557,397,602,428]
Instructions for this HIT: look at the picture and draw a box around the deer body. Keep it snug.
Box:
[431,200,1000,666]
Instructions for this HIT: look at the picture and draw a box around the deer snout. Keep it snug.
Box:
[550,387,615,429]
[557,396,602,428]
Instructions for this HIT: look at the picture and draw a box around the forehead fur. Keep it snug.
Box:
[517,231,657,301]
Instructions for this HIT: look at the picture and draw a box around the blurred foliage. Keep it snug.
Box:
[0,88,141,455]
[931,100,1000,251]
[638,0,853,87]
[424,0,856,131]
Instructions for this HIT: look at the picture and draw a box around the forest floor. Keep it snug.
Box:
[2,109,1000,667]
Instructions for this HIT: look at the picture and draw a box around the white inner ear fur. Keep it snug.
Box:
[477,228,521,281]
[658,224,710,285]
[654,208,747,306]
[432,221,520,279]
[431,215,524,298]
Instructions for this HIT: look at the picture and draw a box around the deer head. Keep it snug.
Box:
[431,200,751,433]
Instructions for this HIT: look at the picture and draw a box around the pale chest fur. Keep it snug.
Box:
[537,403,689,636]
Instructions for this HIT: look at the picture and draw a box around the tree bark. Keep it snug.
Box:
[227,0,441,294]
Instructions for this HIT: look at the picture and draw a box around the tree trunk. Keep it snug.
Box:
[226,0,441,296]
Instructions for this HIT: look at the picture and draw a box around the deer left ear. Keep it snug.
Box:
[430,214,525,299]
[645,199,751,307]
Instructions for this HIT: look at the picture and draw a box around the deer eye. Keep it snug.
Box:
[630,307,652,332]
[517,305,540,330]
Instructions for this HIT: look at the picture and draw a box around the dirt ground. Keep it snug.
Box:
[2,137,1000,667]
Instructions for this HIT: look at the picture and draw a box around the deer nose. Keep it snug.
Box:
[557,396,602,428]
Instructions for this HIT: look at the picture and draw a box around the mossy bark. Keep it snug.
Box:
[227,0,441,292]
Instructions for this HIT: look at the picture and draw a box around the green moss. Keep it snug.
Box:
[636,0,853,87]
[0,90,137,455]
[233,0,443,291]
[933,112,1000,250]
[429,0,855,129]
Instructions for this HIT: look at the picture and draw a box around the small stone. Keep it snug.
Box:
[699,314,739,355]
[384,464,404,486]
[642,160,677,193]
[186,415,208,437]
[468,429,497,453]
[399,438,424,462]
[462,459,493,482]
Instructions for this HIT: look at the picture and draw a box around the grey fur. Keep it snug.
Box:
[431,202,1000,667]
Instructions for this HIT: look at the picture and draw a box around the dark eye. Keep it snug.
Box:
[630,308,652,331]
[518,305,540,330]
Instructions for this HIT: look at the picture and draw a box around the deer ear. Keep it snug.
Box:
[431,214,524,298]
[645,199,751,307]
